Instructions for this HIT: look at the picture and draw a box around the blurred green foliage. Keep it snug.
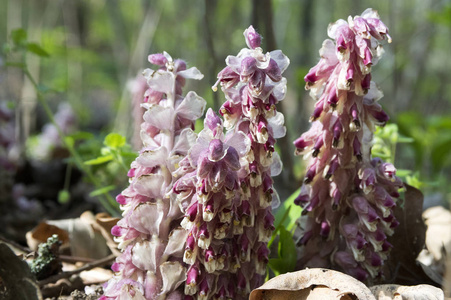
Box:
[2,0,451,210]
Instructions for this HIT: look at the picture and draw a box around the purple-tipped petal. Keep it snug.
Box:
[148,53,168,66]
[244,25,262,49]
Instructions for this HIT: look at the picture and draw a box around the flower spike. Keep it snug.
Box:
[294,9,402,282]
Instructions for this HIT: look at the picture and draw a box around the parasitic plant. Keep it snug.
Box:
[293,9,402,282]
[171,26,289,299]
[102,52,206,299]
[173,26,289,299]
[103,26,289,300]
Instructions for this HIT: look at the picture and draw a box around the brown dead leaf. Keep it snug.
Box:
[48,212,111,259]
[370,284,444,300]
[250,268,375,300]
[79,267,113,285]
[25,222,70,251]
[95,212,119,231]
[26,211,115,260]
[423,206,451,261]
[40,276,84,299]
[90,212,120,256]
[385,184,431,285]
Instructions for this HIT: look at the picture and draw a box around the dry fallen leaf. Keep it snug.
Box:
[385,184,430,285]
[370,284,444,300]
[25,222,70,251]
[26,211,118,260]
[250,268,375,300]
[423,206,451,261]
[79,267,114,285]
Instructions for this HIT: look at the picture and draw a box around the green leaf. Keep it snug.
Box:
[120,151,139,159]
[68,131,94,141]
[268,227,297,275]
[11,28,27,46]
[104,133,126,149]
[26,43,49,57]
[431,138,451,172]
[64,136,74,148]
[89,185,116,197]
[5,61,26,69]
[395,169,412,177]
[58,190,70,204]
[273,188,302,232]
[397,136,415,143]
[84,154,113,165]
[371,152,391,159]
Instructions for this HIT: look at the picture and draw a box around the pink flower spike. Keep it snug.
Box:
[294,8,403,282]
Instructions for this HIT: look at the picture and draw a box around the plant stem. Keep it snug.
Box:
[23,68,119,216]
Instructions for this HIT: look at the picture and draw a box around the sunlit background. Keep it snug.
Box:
[1,0,451,206]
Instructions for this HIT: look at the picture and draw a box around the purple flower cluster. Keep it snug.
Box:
[172,108,253,299]
[294,9,402,281]
[167,26,289,299]
[102,52,206,299]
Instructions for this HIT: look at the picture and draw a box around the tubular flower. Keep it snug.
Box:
[294,9,402,282]
[102,52,206,300]
[173,108,253,299]
[190,25,287,298]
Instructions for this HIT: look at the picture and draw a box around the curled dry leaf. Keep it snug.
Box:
[26,222,70,251]
[370,284,444,300]
[422,206,451,261]
[385,184,430,285]
[26,211,119,260]
[83,211,120,257]
[250,268,375,300]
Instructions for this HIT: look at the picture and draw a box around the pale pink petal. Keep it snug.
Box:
[270,151,282,177]
[177,67,204,80]
[224,131,250,157]
[131,239,160,272]
[163,228,189,257]
[146,71,175,94]
[159,261,186,294]
[143,105,175,131]
[133,174,165,198]
[327,19,348,39]
[129,202,163,235]
[137,147,169,168]
[268,112,286,139]
[269,50,290,73]
[172,128,197,156]
[176,91,206,121]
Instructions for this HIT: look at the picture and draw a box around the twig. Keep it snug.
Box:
[58,255,95,264]
[38,254,116,287]
[0,235,32,254]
